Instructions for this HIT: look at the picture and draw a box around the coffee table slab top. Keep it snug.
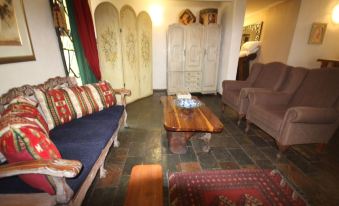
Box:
[160,96,224,132]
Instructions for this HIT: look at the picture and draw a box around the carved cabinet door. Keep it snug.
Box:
[167,24,185,94]
[202,24,221,93]
[184,24,203,72]
[120,5,140,103]
[94,3,124,89]
[137,12,152,98]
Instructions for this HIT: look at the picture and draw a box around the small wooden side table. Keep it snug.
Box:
[124,164,163,206]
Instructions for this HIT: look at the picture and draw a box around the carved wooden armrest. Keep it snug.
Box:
[0,159,82,179]
[113,88,131,107]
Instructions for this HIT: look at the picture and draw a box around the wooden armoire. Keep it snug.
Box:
[167,23,221,95]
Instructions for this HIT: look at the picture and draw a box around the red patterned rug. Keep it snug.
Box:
[169,169,307,206]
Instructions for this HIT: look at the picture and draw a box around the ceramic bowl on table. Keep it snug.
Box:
[174,98,203,114]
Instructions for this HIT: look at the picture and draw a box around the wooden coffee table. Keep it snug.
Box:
[161,96,224,154]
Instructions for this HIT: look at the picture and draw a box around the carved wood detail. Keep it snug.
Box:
[0,76,77,113]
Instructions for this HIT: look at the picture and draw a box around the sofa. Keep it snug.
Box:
[222,62,289,124]
[246,67,339,155]
[0,76,131,206]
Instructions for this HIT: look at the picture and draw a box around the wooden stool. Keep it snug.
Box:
[124,164,163,206]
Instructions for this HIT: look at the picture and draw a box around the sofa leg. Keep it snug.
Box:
[237,114,245,126]
[52,177,74,204]
[277,144,289,159]
[100,164,108,178]
[221,103,225,113]
[245,120,251,133]
[124,109,129,128]
[114,139,120,147]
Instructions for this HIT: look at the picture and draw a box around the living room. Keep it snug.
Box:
[0,0,338,206]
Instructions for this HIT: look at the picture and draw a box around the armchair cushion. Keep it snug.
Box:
[248,91,292,107]
[0,115,61,195]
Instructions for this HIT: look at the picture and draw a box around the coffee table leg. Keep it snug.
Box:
[199,133,211,152]
[167,132,193,154]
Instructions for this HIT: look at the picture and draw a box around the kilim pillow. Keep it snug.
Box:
[34,88,78,130]
[0,115,61,194]
[2,103,49,134]
[83,81,117,109]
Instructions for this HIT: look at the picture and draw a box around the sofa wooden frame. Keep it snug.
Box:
[0,76,131,206]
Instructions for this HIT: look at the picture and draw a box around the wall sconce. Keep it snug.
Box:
[149,4,164,26]
[332,4,339,24]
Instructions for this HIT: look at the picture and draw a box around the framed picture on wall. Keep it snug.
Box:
[0,0,35,64]
[308,23,327,44]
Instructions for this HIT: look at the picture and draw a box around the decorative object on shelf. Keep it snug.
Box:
[308,22,327,44]
[199,8,218,25]
[174,98,203,109]
[0,0,35,64]
[241,22,263,46]
[179,9,196,25]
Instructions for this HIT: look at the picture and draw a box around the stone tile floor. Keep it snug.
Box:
[82,92,339,206]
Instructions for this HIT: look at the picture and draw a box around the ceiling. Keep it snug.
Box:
[246,0,285,15]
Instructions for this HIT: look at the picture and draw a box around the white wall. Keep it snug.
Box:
[90,0,224,89]
[0,0,65,95]
[287,0,339,68]
[218,0,246,93]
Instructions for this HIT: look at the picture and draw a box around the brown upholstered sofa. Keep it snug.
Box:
[246,67,339,155]
[222,62,289,124]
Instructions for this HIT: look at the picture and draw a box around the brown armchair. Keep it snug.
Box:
[222,62,289,124]
[246,68,339,155]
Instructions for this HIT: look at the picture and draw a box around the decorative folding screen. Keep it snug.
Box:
[94,4,153,103]
[137,12,153,98]
[94,3,124,89]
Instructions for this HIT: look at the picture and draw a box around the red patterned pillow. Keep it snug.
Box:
[0,115,61,194]
[34,88,78,130]
[83,81,117,109]
[2,103,49,134]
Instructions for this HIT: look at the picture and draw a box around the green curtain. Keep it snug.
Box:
[66,0,97,84]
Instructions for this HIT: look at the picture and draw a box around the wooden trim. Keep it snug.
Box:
[0,159,82,178]
[0,76,77,113]
[113,88,131,107]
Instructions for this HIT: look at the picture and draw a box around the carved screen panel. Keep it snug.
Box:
[167,24,185,72]
[94,3,124,89]
[120,5,139,103]
[137,12,152,98]
[185,24,203,72]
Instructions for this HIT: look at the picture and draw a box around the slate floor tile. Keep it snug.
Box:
[228,148,254,165]
[162,154,181,173]
[179,146,197,162]
[219,162,240,170]
[197,152,220,169]
[242,145,268,161]
[96,164,122,188]
[256,160,275,169]
[85,187,116,206]
[211,147,233,162]
[178,162,202,172]
[122,157,143,175]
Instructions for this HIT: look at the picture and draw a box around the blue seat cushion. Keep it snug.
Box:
[0,105,124,194]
